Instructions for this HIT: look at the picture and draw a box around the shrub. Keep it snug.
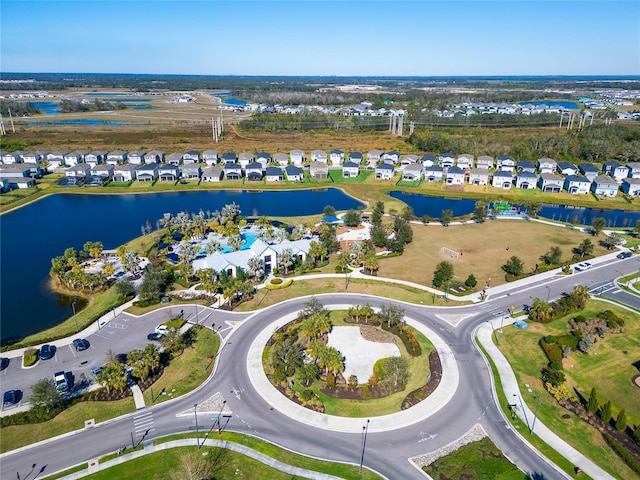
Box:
[325,372,336,389]
[539,339,563,364]
[577,337,594,353]
[549,361,563,371]
[271,369,286,384]
[556,334,579,349]
[586,388,599,413]
[543,335,557,344]
[299,390,314,402]
[270,278,283,285]
[413,389,426,400]
[600,400,612,424]
[265,279,293,290]
[541,366,565,386]
[574,314,587,323]
[603,434,640,475]
[615,409,628,432]
[23,348,38,367]
[545,382,573,401]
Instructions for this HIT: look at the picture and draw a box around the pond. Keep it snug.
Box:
[0,189,363,344]
[387,191,477,218]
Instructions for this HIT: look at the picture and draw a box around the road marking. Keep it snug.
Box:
[612,289,621,294]
[133,411,155,436]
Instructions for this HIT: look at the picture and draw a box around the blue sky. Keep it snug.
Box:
[1,1,638,76]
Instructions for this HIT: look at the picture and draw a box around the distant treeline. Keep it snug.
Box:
[238,113,390,132]
[0,101,40,117]
[407,124,640,163]
[58,99,126,113]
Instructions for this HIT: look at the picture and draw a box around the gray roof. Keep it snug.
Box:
[517,171,537,178]
[224,162,241,170]
[265,166,283,176]
[246,162,263,170]
[447,166,465,175]
[493,170,512,178]
[578,163,599,172]
[343,161,359,168]
[564,175,590,183]
[376,163,394,171]
[593,175,618,186]
[285,165,303,175]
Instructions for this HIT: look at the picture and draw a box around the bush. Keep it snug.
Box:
[134,297,161,308]
[265,279,293,290]
[270,278,283,285]
[541,366,566,386]
[577,337,594,353]
[298,390,314,402]
[549,361,563,371]
[23,348,38,367]
[545,382,573,401]
[574,314,587,323]
[556,334,579,349]
[615,409,628,432]
[539,338,563,364]
[603,434,640,475]
[543,335,557,344]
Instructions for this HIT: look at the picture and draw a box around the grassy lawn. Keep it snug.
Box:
[142,327,220,406]
[4,286,124,351]
[497,299,640,480]
[328,169,373,184]
[422,436,525,480]
[0,398,136,452]
[378,220,608,290]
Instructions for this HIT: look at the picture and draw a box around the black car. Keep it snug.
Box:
[616,251,632,259]
[39,345,55,361]
[72,338,90,351]
[3,390,19,407]
[0,357,8,371]
[147,332,165,341]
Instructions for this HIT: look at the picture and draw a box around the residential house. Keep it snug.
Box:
[538,173,564,192]
[310,161,329,179]
[166,152,183,165]
[128,150,146,165]
[65,164,91,178]
[113,163,138,182]
[626,162,640,179]
[342,161,359,178]
[456,154,474,171]
[0,174,35,189]
[45,152,67,171]
[136,162,159,182]
[239,152,254,168]
[106,150,127,165]
[181,164,201,179]
[515,171,537,190]
[401,154,419,167]
[256,152,271,167]
[223,162,242,180]
[591,175,619,197]
[64,151,83,167]
[476,155,494,170]
[285,165,304,182]
[311,150,328,163]
[203,150,219,166]
[265,166,284,182]
[402,163,423,182]
[0,178,8,191]
[382,151,400,165]
[158,164,180,181]
[606,162,629,181]
[22,152,42,165]
[202,166,223,182]
[348,152,363,164]
[497,156,516,172]
[221,152,238,164]
[492,171,512,189]
[439,153,455,171]
[424,165,444,182]
[367,149,384,166]
[0,165,36,178]
[183,150,201,163]
[537,158,558,174]
[85,151,107,167]
[578,163,599,181]
[329,149,344,166]
[621,178,640,196]
[516,160,536,173]
[468,168,489,186]
[245,162,263,181]
[556,162,578,176]
[445,166,465,185]
[1,152,21,164]
[145,150,165,164]
[421,154,437,168]
[91,164,114,179]
[375,163,395,180]
[289,149,305,166]
[564,175,591,194]
[274,153,289,167]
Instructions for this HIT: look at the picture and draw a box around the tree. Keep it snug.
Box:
[290,223,307,240]
[103,263,116,276]
[541,366,565,386]
[615,409,628,432]
[568,285,590,310]
[138,266,169,303]
[123,251,141,274]
[30,378,60,412]
[379,303,404,329]
[591,217,606,236]
[542,246,562,265]
[323,205,336,217]
[271,337,303,376]
[297,362,320,386]
[472,201,487,223]
[227,235,244,252]
[83,241,104,259]
[349,241,364,265]
[343,209,361,227]
[319,224,339,253]
[302,297,326,318]
[600,400,612,424]
[363,251,379,275]
[97,361,128,394]
[370,223,388,248]
[528,298,552,323]
[464,274,477,288]
[586,387,599,413]
[336,251,351,272]
[399,205,414,221]
[308,240,327,267]
[382,356,410,388]
[114,278,136,299]
[600,233,624,250]
[502,256,524,276]
[441,209,453,226]
[127,349,149,381]
[160,330,186,357]
[633,424,640,445]
[577,337,593,353]
[574,238,594,258]
[432,261,454,288]
[246,255,264,279]
[278,248,295,275]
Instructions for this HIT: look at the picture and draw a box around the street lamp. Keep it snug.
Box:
[545,285,550,303]
[359,419,370,474]
[531,395,540,434]
[194,403,199,448]
[218,400,227,433]
[72,301,78,334]
[512,393,531,433]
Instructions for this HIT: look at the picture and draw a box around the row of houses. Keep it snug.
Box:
[395,164,640,197]
[435,102,577,117]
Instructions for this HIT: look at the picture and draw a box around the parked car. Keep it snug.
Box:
[90,366,103,378]
[54,371,69,391]
[616,251,632,259]
[574,262,592,272]
[39,344,55,360]
[3,390,19,407]
[0,357,8,371]
[72,338,90,351]
[147,332,165,341]
[155,324,169,335]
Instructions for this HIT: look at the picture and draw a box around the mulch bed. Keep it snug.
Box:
[401,350,442,410]
[320,381,402,400]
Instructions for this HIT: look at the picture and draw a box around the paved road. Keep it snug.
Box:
[2,256,639,479]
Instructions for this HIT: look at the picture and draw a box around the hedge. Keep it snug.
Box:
[539,338,563,364]
[270,278,283,285]
[603,434,640,475]
[265,279,293,290]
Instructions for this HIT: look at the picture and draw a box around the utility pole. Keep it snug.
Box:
[558,111,564,128]
[0,114,6,135]
[397,115,404,136]
[391,114,396,135]
[8,108,15,133]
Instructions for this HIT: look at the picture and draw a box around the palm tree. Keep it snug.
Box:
[350,241,364,265]
[363,251,379,275]
[308,241,326,267]
[324,347,344,376]
[361,304,375,324]
[205,239,222,255]
[178,241,197,264]
[290,224,307,240]
[227,235,244,252]
[306,341,324,364]
[336,251,351,272]
[246,256,263,280]
[528,298,552,323]
[123,251,141,274]
[143,344,160,376]
[278,248,295,275]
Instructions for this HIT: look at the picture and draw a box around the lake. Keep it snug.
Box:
[388,191,477,218]
[0,189,363,344]
[519,100,581,110]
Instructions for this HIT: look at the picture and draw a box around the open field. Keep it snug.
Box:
[498,300,640,480]
[378,220,609,290]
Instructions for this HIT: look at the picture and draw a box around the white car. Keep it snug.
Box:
[574,262,592,272]
[155,324,169,335]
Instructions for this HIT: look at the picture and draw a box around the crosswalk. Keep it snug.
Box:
[133,410,155,438]
[477,303,510,318]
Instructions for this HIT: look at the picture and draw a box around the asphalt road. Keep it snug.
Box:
[2,255,639,480]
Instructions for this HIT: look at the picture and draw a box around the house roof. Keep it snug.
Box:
[311,150,327,157]
[477,155,494,164]
[578,163,599,172]
[425,165,443,172]
[440,152,454,158]
[137,162,159,171]
[256,152,271,159]
[593,175,618,186]
[246,162,263,170]
[421,154,437,162]
[557,162,576,170]
[203,150,219,158]
[538,157,557,165]
[517,171,537,179]
[367,149,384,157]
[517,160,535,169]
[224,162,241,170]
[376,163,394,171]
[129,150,146,157]
[342,161,359,168]
[385,151,400,156]
[493,170,512,178]
[114,163,138,172]
[457,154,474,161]
[349,152,363,159]
[159,164,179,172]
[310,161,328,171]
[274,153,288,162]
[221,152,237,160]
[469,168,489,176]
[265,166,283,176]
[285,165,303,175]
[203,166,223,176]
[564,175,590,183]
[330,149,344,155]
[540,173,564,181]
[404,164,423,173]
[623,178,640,185]
[290,149,305,156]
[239,152,254,161]
[447,166,465,175]
[184,150,200,156]
[167,152,183,162]
[181,164,201,171]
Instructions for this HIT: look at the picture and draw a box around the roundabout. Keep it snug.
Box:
[246,304,459,433]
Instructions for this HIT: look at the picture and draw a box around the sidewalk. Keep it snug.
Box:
[477,321,615,480]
